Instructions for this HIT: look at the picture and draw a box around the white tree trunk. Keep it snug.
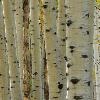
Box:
[29,0,42,99]
[57,0,67,99]
[43,0,64,99]
[0,1,10,99]
[14,0,24,99]
[66,0,94,100]
[39,0,46,99]
[94,1,100,100]
[2,0,23,99]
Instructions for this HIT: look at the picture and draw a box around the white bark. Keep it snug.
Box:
[39,0,46,99]
[43,0,63,99]
[94,1,100,100]
[14,0,24,98]
[2,0,22,99]
[66,0,94,100]
[29,0,42,99]
[0,1,10,100]
[57,0,67,99]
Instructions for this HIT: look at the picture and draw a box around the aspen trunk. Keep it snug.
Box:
[57,0,67,99]
[23,0,32,99]
[66,0,94,100]
[94,1,100,100]
[14,0,24,98]
[39,0,47,99]
[0,1,10,99]
[2,0,23,99]
[29,0,42,99]
[43,0,63,99]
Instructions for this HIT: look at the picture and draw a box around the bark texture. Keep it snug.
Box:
[0,1,10,100]
[29,0,42,99]
[2,0,22,99]
[66,0,94,100]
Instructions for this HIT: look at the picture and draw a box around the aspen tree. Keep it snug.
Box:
[10,0,18,54]
[94,1,100,100]
[0,1,10,99]
[2,0,23,99]
[29,0,42,99]
[43,0,64,99]
[39,0,47,99]
[66,0,94,100]
[14,0,24,98]
[57,0,67,99]
[23,0,32,99]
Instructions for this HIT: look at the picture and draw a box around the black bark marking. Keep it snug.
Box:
[67,63,72,68]
[62,38,66,42]
[66,20,73,27]
[81,55,88,58]
[58,82,63,90]
[54,49,56,51]
[61,23,65,25]
[13,81,16,83]
[11,86,14,88]
[70,78,80,84]
[33,72,38,76]
[86,31,89,35]
[86,81,90,86]
[66,73,69,76]
[45,2,48,4]
[33,90,36,91]
[64,56,68,61]
[54,32,57,35]
[48,53,51,55]
[70,50,74,53]
[69,46,75,49]
[53,97,58,98]
[85,69,88,72]
[43,5,48,9]
[67,88,69,90]
[85,13,89,18]
[65,14,67,17]
[36,86,39,87]
[1,87,4,88]
[52,7,56,10]
[46,29,50,32]
[74,95,83,100]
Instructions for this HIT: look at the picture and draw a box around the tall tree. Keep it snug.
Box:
[2,0,22,99]
[57,0,67,99]
[66,0,94,100]
[0,1,10,99]
[23,0,32,99]
[94,1,100,100]
[29,0,42,99]
[39,0,48,99]
[43,0,64,99]
[14,0,24,99]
